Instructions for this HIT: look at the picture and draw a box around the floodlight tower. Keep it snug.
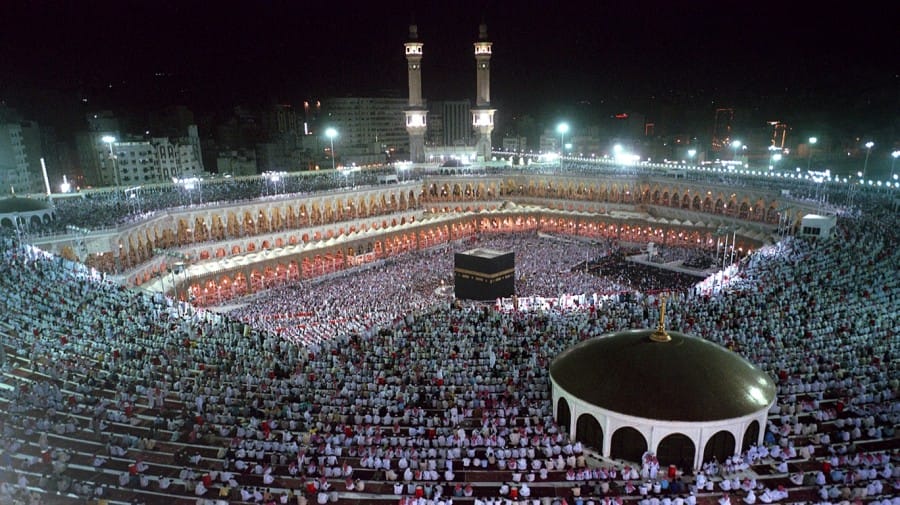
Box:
[472,22,496,162]
[404,24,427,163]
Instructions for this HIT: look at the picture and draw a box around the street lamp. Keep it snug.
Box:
[556,123,569,153]
[101,135,119,193]
[771,153,782,171]
[154,248,192,303]
[731,140,741,165]
[175,177,202,205]
[891,150,899,181]
[806,137,817,171]
[556,122,569,168]
[862,141,874,180]
[325,128,338,172]
[101,135,115,156]
[263,171,286,196]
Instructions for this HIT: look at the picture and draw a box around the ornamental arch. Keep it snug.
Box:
[703,430,736,465]
[610,427,647,464]
[742,420,761,453]
[656,432,696,469]
[575,413,604,452]
[555,398,571,436]
[41,172,802,290]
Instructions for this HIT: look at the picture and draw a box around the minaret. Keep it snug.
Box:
[472,22,496,162]
[404,24,427,163]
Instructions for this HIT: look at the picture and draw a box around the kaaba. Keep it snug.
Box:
[454,248,515,300]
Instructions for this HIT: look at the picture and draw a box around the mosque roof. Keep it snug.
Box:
[550,329,777,422]
[0,197,52,213]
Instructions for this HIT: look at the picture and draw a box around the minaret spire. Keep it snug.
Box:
[472,21,496,162]
[404,22,427,163]
[650,293,672,342]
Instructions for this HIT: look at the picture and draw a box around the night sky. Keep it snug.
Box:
[1,0,897,136]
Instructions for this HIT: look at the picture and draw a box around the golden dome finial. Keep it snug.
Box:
[650,292,671,342]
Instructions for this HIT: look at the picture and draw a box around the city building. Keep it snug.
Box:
[322,96,408,164]
[260,104,301,138]
[437,100,472,147]
[426,104,443,148]
[149,105,197,138]
[253,103,319,172]
[302,100,322,134]
[86,110,121,134]
[151,126,205,181]
[501,136,527,152]
[17,120,46,194]
[216,149,258,177]
[107,140,155,187]
[256,135,312,173]
[711,108,735,155]
[78,125,206,188]
[768,121,788,150]
[215,106,263,150]
[539,130,559,153]
[0,121,30,195]
[0,106,48,194]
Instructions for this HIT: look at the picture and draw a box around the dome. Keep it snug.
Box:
[550,329,776,422]
[0,197,52,213]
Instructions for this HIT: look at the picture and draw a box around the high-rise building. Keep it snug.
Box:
[86,110,121,133]
[0,106,49,194]
[502,136,527,152]
[215,106,263,150]
[261,104,300,139]
[112,134,206,186]
[712,108,735,154]
[18,120,46,194]
[426,105,444,147]
[149,105,196,138]
[217,149,258,177]
[427,100,472,148]
[323,97,408,163]
[78,125,206,188]
[107,140,156,186]
[152,127,205,181]
[302,100,322,135]
[440,100,472,147]
[0,122,30,194]
[767,121,788,150]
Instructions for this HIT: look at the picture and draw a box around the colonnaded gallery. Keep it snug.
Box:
[30,168,809,308]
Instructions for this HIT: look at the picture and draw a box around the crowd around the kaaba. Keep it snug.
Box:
[0,182,896,505]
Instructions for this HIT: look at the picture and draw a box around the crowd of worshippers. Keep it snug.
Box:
[0,204,897,505]
[226,233,639,345]
[584,251,701,294]
[229,232,716,344]
[225,233,711,347]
